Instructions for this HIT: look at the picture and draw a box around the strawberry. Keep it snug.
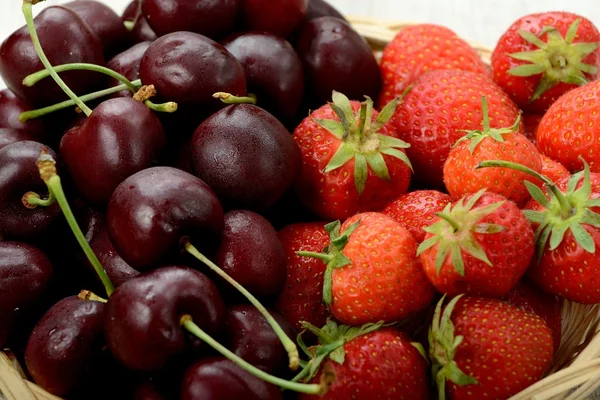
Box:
[522,113,543,143]
[292,92,412,221]
[417,190,534,297]
[536,79,600,173]
[443,96,542,206]
[392,70,521,188]
[378,24,489,107]
[275,222,332,331]
[382,189,451,243]
[538,154,570,187]
[298,213,435,326]
[296,321,429,400]
[492,12,600,113]
[429,295,554,400]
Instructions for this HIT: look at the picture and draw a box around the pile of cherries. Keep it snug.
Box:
[0,0,382,399]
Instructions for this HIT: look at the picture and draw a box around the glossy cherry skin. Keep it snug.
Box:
[107,166,224,269]
[0,241,53,348]
[223,32,304,121]
[122,1,158,43]
[240,0,307,38]
[191,104,301,211]
[0,128,35,150]
[104,266,225,371]
[181,358,283,400]
[107,41,151,98]
[142,0,239,39]
[296,17,381,107]
[305,0,346,22]
[60,97,166,206]
[0,90,46,137]
[0,141,61,240]
[63,0,129,57]
[0,6,105,107]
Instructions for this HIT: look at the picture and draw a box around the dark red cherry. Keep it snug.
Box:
[107,41,151,98]
[24,296,105,396]
[0,141,61,240]
[63,0,130,57]
[191,104,301,211]
[122,1,158,44]
[0,241,53,348]
[107,166,224,269]
[222,33,304,121]
[215,210,286,298]
[142,0,239,39]
[60,97,166,206]
[240,0,307,38]
[0,90,46,137]
[305,0,346,22]
[181,358,283,400]
[104,266,225,371]
[296,17,381,107]
[0,6,105,107]
[0,128,35,150]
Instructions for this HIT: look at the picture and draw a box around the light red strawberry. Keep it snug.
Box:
[492,12,600,113]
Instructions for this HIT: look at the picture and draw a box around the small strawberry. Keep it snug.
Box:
[417,190,534,297]
[536,79,600,173]
[523,113,543,143]
[429,295,554,400]
[293,92,412,221]
[296,321,430,400]
[298,212,435,326]
[492,12,600,113]
[378,24,489,107]
[392,70,521,188]
[443,96,542,206]
[275,222,332,331]
[382,189,451,243]
[538,154,570,187]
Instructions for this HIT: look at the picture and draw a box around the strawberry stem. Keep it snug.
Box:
[435,212,460,233]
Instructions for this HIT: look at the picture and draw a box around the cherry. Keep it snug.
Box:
[59,97,166,206]
[107,166,224,269]
[222,32,304,121]
[0,141,61,240]
[63,0,130,57]
[0,241,53,348]
[122,1,158,44]
[296,17,381,107]
[0,6,105,107]
[240,0,308,38]
[142,0,239,39]
[305,0,346,22]
[107,41,152,98]
[0,90,47,137]
[104,265,225,371]
[0,128,35,150]
[191,103,301,211]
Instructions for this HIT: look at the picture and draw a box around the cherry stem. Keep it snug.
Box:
[213,92,257,105]
[184,240,300,371]
[22,191,55,208]
[123,0,143,31]
[435,212,460,233]
[78,290,108,303]
[22,2,92,116]
[36,151,114,297]
[181,315,325,395]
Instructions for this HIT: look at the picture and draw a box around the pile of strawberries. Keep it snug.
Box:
[284,10,600,400]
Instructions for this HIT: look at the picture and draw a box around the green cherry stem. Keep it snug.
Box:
[183,240,300,371]
[213,92,257,105]
[181,315,326,395]
[22,191,55,208]
[22,1,93,116]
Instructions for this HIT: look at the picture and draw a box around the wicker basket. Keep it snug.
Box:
[2,16,600,400]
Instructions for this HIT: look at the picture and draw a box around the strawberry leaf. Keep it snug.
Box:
[460,237,492,268]
[508,63,547,76]
[536,224,552,262]
[582,210,600,228]
[372,96,400,132]
[473,223,506,234]
[329,347,345,364]
[324,143,355,173]
[549,223,569,250]
[518,29,548,48]
[450,243,465,276]
[570,222,595,253]
[313,118,345,139]
[523,210,546,225]
[354,153,368,195]
[379,147,413,171]
[330,91,356,132]
[525,181,551,208]
[365,151,390,181]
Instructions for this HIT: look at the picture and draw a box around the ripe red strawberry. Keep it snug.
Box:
[378,24,489,107]
[536,79,600,173]
[492,12,600,114]
[275,222,331,331]
[430,295,554,400]
[297,321,429,400]
[523,113,543,143]
[299,213,435,326]
[382,189,451,243]
[537,154,570,187]
[392,70,521,188]
[293,92,412,221]
[418,190,534,297]
[443,96,542,206]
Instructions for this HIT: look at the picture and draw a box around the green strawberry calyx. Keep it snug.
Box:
[416,189,506,276]
[477,159,600,261]
[454,96,521,154]
[313,91,412,196]
[508,18,599,102]
[429,294,478,400]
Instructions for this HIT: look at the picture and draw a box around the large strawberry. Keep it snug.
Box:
[392,70,521,188]
[492,12,600,113]
[378,24,489,107]
[417,190,534,297]
[443,96,542,206]
[429,295,554,400]
[298,212,435,326]
[293,92,412,221]
[536,80,600,173]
